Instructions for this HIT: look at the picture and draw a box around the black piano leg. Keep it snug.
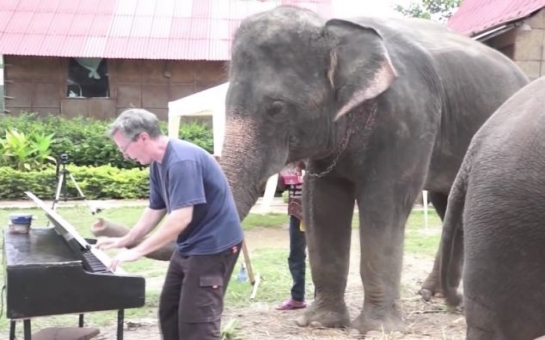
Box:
[23,319,31,340]
[9,320,15,340]
[117,309,124,340]
[79,313,84,327]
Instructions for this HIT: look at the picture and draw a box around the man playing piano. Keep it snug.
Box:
[96,108,244,340]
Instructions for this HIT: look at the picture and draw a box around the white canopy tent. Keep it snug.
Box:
[167,82,279,213]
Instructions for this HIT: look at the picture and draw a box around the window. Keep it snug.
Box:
[67,58,110,98]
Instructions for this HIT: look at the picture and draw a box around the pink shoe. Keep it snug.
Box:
[276,298,307,310]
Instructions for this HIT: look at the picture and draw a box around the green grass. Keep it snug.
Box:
[225,248,314,306]
[0,205,442,337]
[349,207,442,257]
[241,213,288,230]
[404,208,442,257]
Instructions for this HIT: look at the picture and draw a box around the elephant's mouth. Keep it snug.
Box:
[306,100,378,178]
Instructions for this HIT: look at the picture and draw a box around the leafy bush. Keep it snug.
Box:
[0,165,150,200]
[0,128,56,171]
[0,112,213,169]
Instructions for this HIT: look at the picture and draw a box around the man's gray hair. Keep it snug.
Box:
[107,108,163,140]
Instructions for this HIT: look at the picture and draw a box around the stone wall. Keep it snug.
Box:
[514,9,545,81]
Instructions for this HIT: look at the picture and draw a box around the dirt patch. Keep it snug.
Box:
[99,227,466,339]
[245,225,290,250]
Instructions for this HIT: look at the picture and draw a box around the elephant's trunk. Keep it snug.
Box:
[220,115,275,220]
[222,165,259,221]
[91,218,175,261]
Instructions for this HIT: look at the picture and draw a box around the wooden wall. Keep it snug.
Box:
[3,56,227,121]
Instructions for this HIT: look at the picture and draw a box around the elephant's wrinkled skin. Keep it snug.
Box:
[221,6,529,334]
[441,77,545,340]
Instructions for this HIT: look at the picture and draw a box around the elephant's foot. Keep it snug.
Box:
[445,290,463,310]
[419,272,443,301]
[295,301,350,329]
[351,304,405,335]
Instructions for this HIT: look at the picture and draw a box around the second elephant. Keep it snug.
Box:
[441,76,545,340]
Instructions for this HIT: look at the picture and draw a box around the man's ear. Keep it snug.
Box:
[137,132,149,141]
[325,19,397,121]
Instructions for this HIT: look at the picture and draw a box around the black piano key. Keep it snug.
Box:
[82,251,109,273]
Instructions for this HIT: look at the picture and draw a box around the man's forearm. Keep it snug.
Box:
[124,207,166,245]
[133,207,192,256]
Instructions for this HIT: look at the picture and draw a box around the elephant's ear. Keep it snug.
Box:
[325,19,398,121]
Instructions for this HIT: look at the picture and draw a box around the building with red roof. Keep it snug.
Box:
[0,0,332,119]
[447,0,545,80]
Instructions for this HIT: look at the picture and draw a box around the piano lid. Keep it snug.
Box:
[24,191,90,250]
[24,191,128,275]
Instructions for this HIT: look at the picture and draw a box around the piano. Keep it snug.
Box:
[3,192,146,340]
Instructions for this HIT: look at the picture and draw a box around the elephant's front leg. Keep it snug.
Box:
[296,175,355,329]
[352,186,417,334]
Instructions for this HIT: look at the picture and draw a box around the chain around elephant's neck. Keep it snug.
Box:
[307,101,378,179]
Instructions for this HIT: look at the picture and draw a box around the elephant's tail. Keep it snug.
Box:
[440,153,471,308]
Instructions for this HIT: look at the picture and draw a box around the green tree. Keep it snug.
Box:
[394,0,462,22]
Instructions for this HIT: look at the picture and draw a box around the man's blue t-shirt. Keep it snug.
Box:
[148,139,243,256]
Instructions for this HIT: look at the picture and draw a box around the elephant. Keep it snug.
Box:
[440,76,545,340]
[220,6,529,334]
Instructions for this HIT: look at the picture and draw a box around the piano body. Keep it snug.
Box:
[3,192,146,340]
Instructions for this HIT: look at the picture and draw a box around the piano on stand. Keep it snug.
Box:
[3,192,146,340]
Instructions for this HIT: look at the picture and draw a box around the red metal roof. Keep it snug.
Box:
[0,0,332,60]
[448,0,545,36]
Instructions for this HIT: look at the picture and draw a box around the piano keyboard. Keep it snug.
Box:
[89,246,127,275]
[82,250,109,273]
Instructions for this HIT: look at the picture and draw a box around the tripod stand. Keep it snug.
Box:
[50,154,100,215]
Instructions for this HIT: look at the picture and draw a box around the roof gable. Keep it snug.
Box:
[0,0,332,60]
[447,0,545,36]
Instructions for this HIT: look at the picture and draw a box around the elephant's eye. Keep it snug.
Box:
[267,101,285,117]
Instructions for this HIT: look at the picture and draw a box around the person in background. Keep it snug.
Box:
[277,161,307,310]
[96,108,243,340]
